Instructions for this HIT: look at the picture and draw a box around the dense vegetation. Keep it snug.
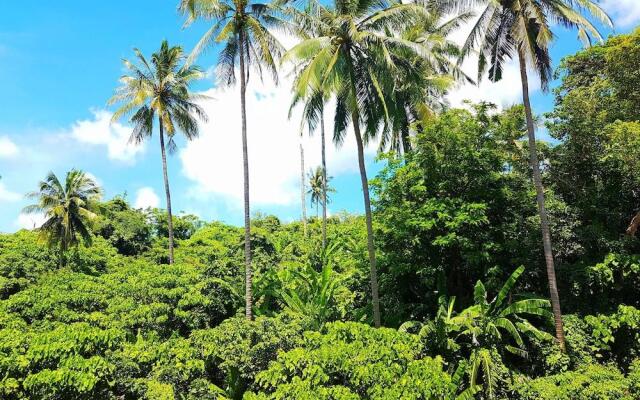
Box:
[3,0,640,397]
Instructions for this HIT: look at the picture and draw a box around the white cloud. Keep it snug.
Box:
[601,0,640,28]
[0,182,21,202]
[0,136,19,158]
[180,75,376,208]
[447,59,541,110]
[70,110,145,163]
[15,212,46,230]
[134,186,160,209]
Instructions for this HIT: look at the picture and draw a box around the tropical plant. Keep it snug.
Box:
[23,170,102,268]
[180,0,285,320]
[290,88,330,248]
[299,141,307,236]
[279,261,337,328]
[451,266,553,397]
[284,0,429,327]
[109,40,207,264]
[455,0,613,350]
[307,166,333,219]
[382,3,472,154]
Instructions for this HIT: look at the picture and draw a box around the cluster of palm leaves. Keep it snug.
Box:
[402,266,553,397]
[25,0,612,345]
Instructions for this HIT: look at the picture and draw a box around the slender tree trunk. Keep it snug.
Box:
[158,120,175,265]
[518,49,565,350]
[300,142,307,237]
[240,30,253,320]
[352,111,382,328]
[320,110,328,250]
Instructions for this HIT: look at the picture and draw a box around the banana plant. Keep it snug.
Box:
[451,266,554,398]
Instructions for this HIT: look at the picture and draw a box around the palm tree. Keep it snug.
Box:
[287,1,331,249]
[23,170,102,268]
[382,5,473,154]
[456,0,612,350]
[290,89,330,248]
[307,166,334,219]
[180,0,285,320]
[109,40,207,265]
[300,141,308,236]
[284,0,429,327]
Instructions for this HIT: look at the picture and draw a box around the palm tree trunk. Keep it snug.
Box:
[240,30,253,320]
[352,111,381,328]
[300,142,307,237]
[158,120,175,265]
[320,110,328,250]
[518,49,565,350]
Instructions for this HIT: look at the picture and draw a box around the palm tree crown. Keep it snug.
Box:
[109,40,207,149]
[24,170,102,266]
[179,0,285,86]
[459,0,612,88]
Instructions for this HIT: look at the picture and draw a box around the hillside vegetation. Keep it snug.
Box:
[2,5,640,400]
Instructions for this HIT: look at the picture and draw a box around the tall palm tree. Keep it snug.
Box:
[180,0,285,320]
[290,89,330,248]
[285,0,429,327]
[23,170,102,268]
[308,166,334,219]
[456,0,612,350]
[287,1,331,249]
[300,140,308,236]
[109,40,207,265]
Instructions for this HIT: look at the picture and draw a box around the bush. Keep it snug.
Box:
[247,322,464,399]
[516,363,632,400]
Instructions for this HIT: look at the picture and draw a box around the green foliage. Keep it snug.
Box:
[516,363,633,400]
[248,322,473,399]
[373,105,557,323]
[0,231,57,298]
[94,197,152,256]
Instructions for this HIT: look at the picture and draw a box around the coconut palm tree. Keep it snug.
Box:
[109,40,207,265]
[180,0,285,320]
[382,5,473,154]
[300,140,308,236]
[291,89,330,248]
[23,170,102,268]
[307,166,334,219]
[284,0,429,327]
[455,0,612,350]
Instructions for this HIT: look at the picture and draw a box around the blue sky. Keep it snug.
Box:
[0,1,638,232]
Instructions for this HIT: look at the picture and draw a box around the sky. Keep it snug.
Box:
[0,1,638,232]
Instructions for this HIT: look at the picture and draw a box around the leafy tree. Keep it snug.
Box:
[180,0,285,320]
[456,0,613,350]
[23,170,101,268]
[94,197,152,256]
[285,0,429,327]
[109,40,206,265]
